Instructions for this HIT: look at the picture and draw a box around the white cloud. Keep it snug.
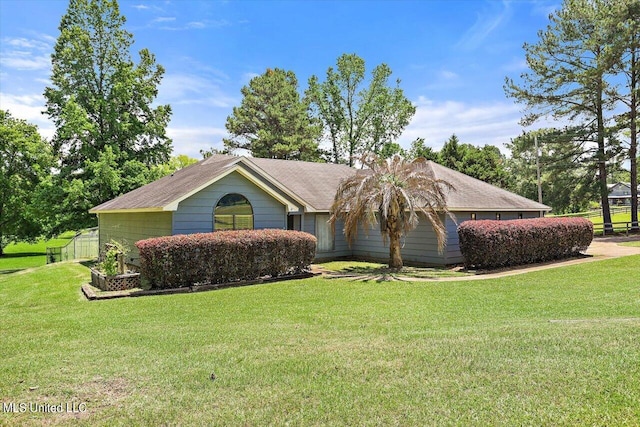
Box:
[167,126,228,158]
[158,73,238,108]
[456,1,512,50]
[0,92,55,140]
[186,21,206,29]
[0,54,51,71]
[531,0,560,18]
[155,19,230,31]
[502,57,528,73]
[153,16,176,23]
[240,72,260,85]
[399,96,575,155]
[398,97,525,152]
[440,70,459,80]
[0,36,52,71]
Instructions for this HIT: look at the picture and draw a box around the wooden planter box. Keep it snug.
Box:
[91,269,141,291]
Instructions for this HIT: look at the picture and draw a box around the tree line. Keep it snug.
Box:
[2,0,639,254]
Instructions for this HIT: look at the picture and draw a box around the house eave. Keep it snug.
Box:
[449,207,552,212]
[89,207,167,214]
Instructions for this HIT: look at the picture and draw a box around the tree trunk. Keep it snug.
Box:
[388,232,403,270]
[596,78,613,234]
[630,47,638,230]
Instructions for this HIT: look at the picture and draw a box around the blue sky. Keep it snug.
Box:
[0,0,560,159]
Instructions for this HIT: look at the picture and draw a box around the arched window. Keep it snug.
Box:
[214,194,254,230]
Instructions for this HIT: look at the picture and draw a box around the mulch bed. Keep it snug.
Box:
[82,271,319,301]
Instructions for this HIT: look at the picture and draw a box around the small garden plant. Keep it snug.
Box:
[98,240,128,276]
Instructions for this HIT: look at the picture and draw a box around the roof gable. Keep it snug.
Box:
[90,155,353,213]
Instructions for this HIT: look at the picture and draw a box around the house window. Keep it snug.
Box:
[496,213,501,220]
[214,193,254,230]
[470,213,477,220]
[518,212,523,219]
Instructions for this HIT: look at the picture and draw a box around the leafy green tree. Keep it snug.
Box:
[424,134,511,188]
[504,0,618,230]
[224,68,321,161]
[199,147,230,159]
[407,138,439,161]
[330,154,452,270]
[438,134,464,170]
[378,142,406,159]
[0,111,53,255]
[506,129,598,214]
[44,0,172,231]
[148,154,199,181]
[306,53,416,166]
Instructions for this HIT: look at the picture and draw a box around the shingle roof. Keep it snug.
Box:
[246,157,356,210]
[424,161,550,211]
[90,155,550,213]
[91,155,242,212]
[90,155,356,212]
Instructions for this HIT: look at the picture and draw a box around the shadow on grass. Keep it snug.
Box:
[0,252,44,258]
[0,269,24,275]
[324,264,470,282]
[79,260,97,269]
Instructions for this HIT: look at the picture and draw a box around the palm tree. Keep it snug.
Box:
[330,153,453,270]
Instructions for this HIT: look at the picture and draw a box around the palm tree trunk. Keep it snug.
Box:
[388,232,403,270]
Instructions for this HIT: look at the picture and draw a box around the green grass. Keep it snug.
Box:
[319,260,471,279]
[590,211,633,224]
[1,256,640,425]
[0,232,75,273]
[590,212,639,234]
[620,241,640,247]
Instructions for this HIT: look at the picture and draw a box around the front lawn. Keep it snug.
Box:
[1,257,639,425]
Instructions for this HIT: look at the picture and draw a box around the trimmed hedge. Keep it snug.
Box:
[457,217,593,269]
[135,229,317,289]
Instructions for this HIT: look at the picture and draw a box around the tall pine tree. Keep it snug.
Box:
[609,0,640,229]
[505,0,617,231]
[224,68,321,161]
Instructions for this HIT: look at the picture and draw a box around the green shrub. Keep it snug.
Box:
[457,217,593,269]
[135,229,317,288]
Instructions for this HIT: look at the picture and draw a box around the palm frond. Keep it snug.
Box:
[329,153,455,259]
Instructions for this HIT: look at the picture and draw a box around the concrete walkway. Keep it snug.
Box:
[585,236,640,258]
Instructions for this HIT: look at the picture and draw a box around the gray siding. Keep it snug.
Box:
[345,211,545,266]
[349,214,447,265]
[444,214,463,264]
[173,171,287,234]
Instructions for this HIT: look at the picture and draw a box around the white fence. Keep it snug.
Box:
[46,228,99,263]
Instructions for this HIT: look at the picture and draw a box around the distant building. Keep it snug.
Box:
[607,182,640,206]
